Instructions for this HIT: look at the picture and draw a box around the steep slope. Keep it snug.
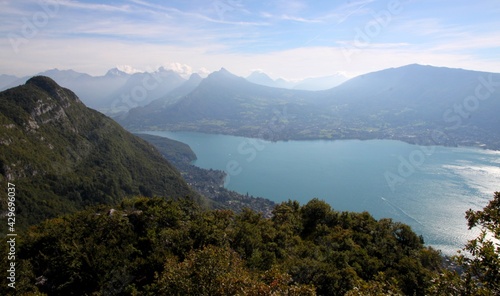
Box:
[0,76,204,227]
[109,67,186,114]
[38,67,187,114]
[20,68,131,112]
[134,133,197,164]
[122,68,315,138]
[123,73,203,121]
[2,68,188,115]
[0,74,22,90]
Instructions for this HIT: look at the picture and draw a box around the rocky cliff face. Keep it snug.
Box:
[0,76,204,227]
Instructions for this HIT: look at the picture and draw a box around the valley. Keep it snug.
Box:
[1,65,499,295]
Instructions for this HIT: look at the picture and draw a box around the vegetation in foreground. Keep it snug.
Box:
[4,192,498,295]
[0,196,444,295]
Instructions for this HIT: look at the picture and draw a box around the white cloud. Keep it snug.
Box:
[57,0,132,13]
[430,33,500,52]
[2,35,500,79]
[196,67,211,77]
[164,62,193,78]
[327,0,374,23]
[280,14,322,23]
[115,65,142,74]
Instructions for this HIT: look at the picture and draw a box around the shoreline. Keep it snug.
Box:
[131,127,500,152]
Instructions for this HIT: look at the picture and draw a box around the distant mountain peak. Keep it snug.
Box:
[39,68,78,75]
[206,68,243,81]
[188,73,203,81]
[246,71,277,87]
[37,68,89,81]
[190,72,202,78]
[105,67,129,77]
[247,71,273,80]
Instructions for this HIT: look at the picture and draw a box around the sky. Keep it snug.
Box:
[1,0,500,80]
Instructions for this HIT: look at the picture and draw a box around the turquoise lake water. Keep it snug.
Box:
[143,131,500,255]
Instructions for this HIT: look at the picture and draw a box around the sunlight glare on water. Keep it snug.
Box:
[143,131,500,255]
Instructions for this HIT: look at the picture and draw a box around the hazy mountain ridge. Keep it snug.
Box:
[246,70,349,90]
[0,76,204,227]
[0,68,187,114]
[4,64,500,149]
[313,64,500,147]
[0,74,22,90]
[110,67,186,113]
[246,71,295,89]
[125,73,203,120]
[0,67,348,114]
[122,64,500,149]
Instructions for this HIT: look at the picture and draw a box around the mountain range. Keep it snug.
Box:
[123,67,315,137]
[0,68,348,116]
[3,64,498,151]
[0,67,188,115]
[120,64,500,150]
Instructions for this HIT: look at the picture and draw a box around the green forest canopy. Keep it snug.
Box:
[4,192,500,295]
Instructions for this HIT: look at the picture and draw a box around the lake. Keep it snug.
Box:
[143,131,500,255]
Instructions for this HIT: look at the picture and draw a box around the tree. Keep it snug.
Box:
[463,191,500,293]
[300,198,335,237]
[152,245,316,295]
[429,192,500,295]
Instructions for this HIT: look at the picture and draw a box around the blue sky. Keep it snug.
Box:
[1,0,499,79]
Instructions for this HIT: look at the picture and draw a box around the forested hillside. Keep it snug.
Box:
[7,193,499,295]
[4,197,442,295]
[0,77,204,227]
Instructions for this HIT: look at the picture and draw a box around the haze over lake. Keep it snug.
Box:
[144,131,500,255]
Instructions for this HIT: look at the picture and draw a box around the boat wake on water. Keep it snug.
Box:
[381,197,424,227]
